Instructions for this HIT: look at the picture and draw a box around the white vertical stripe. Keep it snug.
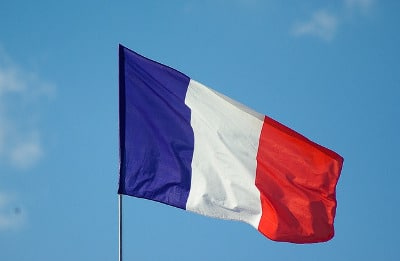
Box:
[185,79,264,229]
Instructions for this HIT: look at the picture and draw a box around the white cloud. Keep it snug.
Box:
[0,192,25,230]
[0,48,54,170]
[291,0,375,41]
[345,0,374,12]
[10,133,43,169]
[292,10,338,41]
[0,66,26,94]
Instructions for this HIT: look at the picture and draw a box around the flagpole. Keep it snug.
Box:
[118,194,123,261]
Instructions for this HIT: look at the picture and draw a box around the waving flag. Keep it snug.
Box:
[118,44,343,243]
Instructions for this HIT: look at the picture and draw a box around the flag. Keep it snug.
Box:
[118,44,343,243]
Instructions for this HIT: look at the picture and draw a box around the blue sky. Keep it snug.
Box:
[0,0,399,260]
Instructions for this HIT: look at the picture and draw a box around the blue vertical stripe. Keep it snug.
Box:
[118,45,194,209]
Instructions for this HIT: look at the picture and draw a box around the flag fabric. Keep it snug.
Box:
[118,44,343,243]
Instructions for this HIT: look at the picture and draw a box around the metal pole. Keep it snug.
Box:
[118,194,123,261]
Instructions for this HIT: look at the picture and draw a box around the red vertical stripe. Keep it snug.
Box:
[255,116,343,243]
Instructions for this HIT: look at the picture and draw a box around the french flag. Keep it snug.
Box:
[118,45,343,243]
